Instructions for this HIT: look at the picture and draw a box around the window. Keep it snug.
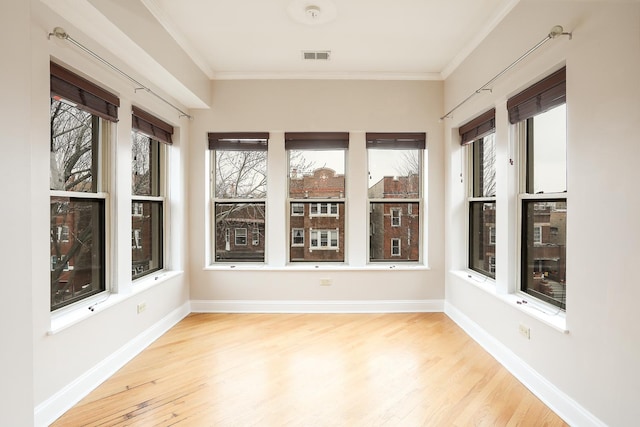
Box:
[235,228,247,246]
[509,67,567,310]
[310,202,339,217]
[367,133,424,262]
[50,63,118,311]
[132,106,172,279]
[391,208,401,226]
[292,228,305,246]
[132,229,142,249]
[291,203,304,216]
[310,229,339,250]
[533,225,542,244]
[461,109,496,279]
[210,133,268,262]
[286,132,347,262]
[132,202,143,216]
[391,238,401,256]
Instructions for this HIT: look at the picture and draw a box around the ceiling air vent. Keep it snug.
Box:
[302,50,331,60]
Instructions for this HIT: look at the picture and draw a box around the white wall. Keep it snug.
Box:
[443,1,640,426]
[25,1,192,424]
[189,79,446,307]
[0,0,35,425]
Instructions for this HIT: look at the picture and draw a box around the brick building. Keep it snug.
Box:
[368,175,420,261]
[289,167,345,262]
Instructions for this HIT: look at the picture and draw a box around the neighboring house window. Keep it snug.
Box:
[132,229,142,249]
[49,62,117,311]
[286,132,347,262]
[533,226,542,244]
[291,203,304,216]
[391,238,401,256]
[310,203,339,217]
[367,133,425,262]
[310,229,339,250]
[210,133,268,262]
[132,202,143,216]
[461,109,496,280]
[509,67,567,310]
[252,227,260,246]
[235,228,247,246]
[131,106,172,280]
[391,208,401,226]
[292,228,305,246]
[489,256,496,274]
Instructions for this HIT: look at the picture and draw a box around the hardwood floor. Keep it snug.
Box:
[52,313,568,426]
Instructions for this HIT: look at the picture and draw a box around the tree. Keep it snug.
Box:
[50,99,100,307]
[394,149,420,177]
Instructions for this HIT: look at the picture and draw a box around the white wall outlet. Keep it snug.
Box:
[137,302,146,314]
[518,323,531,339]
[320,278,332,286]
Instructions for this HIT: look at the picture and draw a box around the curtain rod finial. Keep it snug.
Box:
[48,27,68,40]
[549,25,572,40]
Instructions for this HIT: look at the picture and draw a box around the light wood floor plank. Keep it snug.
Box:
[52,313,567,426]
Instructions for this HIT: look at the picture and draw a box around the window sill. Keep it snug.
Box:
[205,264,431,272]
[48,270,183,335]
[450,270,568,333]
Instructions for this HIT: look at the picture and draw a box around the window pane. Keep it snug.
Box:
[370,202,419,262]
[289,202,344,262]
[215,203,265,262]
[368,149,420,199]
[50,99,98,192]
[289,150,345,198]
[469,201,496,279]
[132,132,160,196]
[529,104,567,194]
[132,201,163,279]
[215,150,267,198]
[472,133,496,198]
[50,197,105,310]
[522,200,567,309]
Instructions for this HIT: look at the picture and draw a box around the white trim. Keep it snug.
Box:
[35,302,190,426]
[191,299,444,313]
[444,302,607,427]
[212,71,442,81]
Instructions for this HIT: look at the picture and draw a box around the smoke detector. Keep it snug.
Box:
[288,0,337,25]
[305,5,321,20]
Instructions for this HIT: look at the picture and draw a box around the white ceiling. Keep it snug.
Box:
[142,0,520,80]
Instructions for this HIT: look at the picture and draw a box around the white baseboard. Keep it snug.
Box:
[34,302,190,427]
[444,302,607,427]
[190,299,444,313]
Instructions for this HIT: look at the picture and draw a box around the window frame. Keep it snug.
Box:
[209,132,269,264]
[286,132,348,263]
[131,122,169,281]
[49,97,112,312]
[511,69,567,311]
[465,132,497,280]
[366,132,425,263]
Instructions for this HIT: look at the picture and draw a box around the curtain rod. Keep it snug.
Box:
[440,25,571,121]
[48,27,192,120]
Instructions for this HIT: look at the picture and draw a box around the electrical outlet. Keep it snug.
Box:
[320,278,332,286]
[518,323,530,339]
[137,302,146,314]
